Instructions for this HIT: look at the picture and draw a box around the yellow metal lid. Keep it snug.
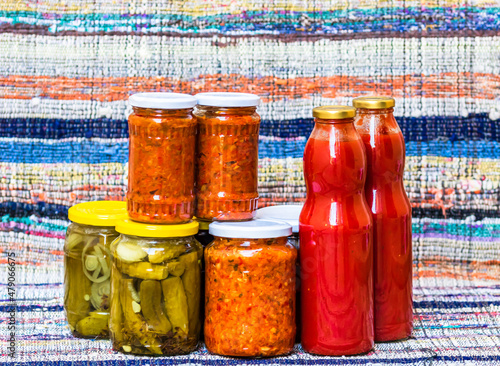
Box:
[352,96,395,109]
[313,106,356,119]
[115,219,199,238]
[68,201,127,227]
[196,219,211,231]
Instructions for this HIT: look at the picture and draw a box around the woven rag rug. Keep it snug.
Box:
[1,0,500,364]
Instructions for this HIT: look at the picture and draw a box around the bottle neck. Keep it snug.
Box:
[132,107,193,118]
[355,107,394,116]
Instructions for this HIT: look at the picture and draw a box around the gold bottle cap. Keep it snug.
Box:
[312,106,356,119]
[352,96,395,109]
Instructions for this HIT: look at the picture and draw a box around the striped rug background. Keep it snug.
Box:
[0,0,499,364]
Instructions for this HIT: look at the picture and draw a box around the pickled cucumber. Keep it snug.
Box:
[110,264,124,343]
[161,277,189,335]
[117,260,169,280]
[120,278,162,355]
[64,255,92,330]
[179,251,201,335]
[140,280,172,334]
[75,312,109,337]
[166,261,185,277]
[148,244,186,264]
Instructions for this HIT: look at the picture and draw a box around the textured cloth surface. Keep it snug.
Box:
[1,0,500,364]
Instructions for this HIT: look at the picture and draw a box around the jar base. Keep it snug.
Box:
[195,197,258,221]
[112,339,199,356]
[127,199,194,224]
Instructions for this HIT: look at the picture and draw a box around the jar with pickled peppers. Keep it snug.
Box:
[194,92,260,221]
[205,220,296,357]
[64,201,127,338]
[109,219,202,356]
[255,205,303,341]
[127,92,197,224]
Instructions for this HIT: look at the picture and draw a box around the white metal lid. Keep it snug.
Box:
[195,92,260,107]
[129,92,197,109]
[209,219,292,239]
[255,205,303,233]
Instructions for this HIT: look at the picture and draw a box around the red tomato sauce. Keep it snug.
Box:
[299,118,374,356]
[359,128,413,342]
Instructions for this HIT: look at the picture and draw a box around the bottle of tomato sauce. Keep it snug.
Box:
[300,106,374,356]
[352,96,413,342]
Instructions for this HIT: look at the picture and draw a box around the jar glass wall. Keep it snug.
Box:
[109,219,202,356]
[127,93,197,224]
[204,220,296,357]
[194,92,260,221]
[63,201,127,339]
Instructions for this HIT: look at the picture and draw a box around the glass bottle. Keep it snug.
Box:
[300,106,374,355]
[353,96,413,342]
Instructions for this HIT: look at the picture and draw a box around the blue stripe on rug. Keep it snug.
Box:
[0,114,496,141]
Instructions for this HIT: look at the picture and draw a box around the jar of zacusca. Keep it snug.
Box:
[194,92,260,221]
[127,92,197,224]
[64,201,127,338]
[109,219,202,356]
[255,204,303,341]
[205,220,296,357]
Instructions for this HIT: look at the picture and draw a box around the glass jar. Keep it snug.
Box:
[127,92,197,224]
[255,204,303,341]
[194,219,213,332]
[300,106,373,356]
[64,201,127,338]
[205,220,296,357]
[194,92,260,221]
[353,96,413,342]
[109,219,202,356]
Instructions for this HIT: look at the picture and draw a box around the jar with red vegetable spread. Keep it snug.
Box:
[194,92,260,221]
[205,220,296,357]
[127,92,197,224]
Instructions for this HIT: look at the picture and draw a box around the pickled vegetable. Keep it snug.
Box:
[127,108,196,224]
[161,276,189,335]
[120,278,163,355]
[195,106,260,221]
[64,225,117,338]
[75,312,109,337]
[109,235,201,355]
[117,260,169,280]
[140,280,172,333]
[179,251,201,335]
[205,236,296,357]
[64,255,92,330]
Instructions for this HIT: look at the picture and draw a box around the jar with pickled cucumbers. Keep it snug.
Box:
[127,92,197,224]
[194,92,261,221]
[64,201,127,338]
[205,220,296,357]
[109,219,202,356]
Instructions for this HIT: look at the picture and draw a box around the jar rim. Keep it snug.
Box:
[115,219,199,238]
[195,92,260,107]
[209,219,292,238]
[129,92,196,109]
[68,201,127,226]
